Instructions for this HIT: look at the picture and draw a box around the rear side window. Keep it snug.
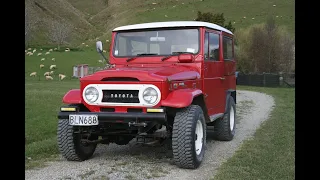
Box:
[223,36,233,60]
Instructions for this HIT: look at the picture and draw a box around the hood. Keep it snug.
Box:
[80,64,200,82]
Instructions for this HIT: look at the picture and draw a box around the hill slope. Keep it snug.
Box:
[26,0,295,47]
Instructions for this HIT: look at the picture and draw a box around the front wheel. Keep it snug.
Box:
[172,105,206,169]
[57,119,97,161]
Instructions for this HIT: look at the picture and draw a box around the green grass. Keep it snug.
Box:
[25,50,101,169]
[27,0,294,47]
[134,0,295,34]
[25,49,104,81]
[212,86,295,180]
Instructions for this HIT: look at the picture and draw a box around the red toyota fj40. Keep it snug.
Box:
[57,21,236,169]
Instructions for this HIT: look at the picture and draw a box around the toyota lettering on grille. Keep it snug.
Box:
[102,90,140,103]
[110,93,134,98]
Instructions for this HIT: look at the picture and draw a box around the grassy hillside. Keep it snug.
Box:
[26,0,295,48]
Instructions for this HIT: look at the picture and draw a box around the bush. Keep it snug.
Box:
[235,17,295,73]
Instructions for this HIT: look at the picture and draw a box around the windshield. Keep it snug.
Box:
[113,28,199,57]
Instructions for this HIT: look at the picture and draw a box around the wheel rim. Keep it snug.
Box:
[195,119,203,155]
[230,106,235,131]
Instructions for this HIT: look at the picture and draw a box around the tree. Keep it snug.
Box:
[195,11,235,33]
[47,20,73,50]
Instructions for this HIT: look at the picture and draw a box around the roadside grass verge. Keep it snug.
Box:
[25,81,79,169]
[212,86,295,180]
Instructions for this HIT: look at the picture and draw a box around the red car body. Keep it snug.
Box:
[57,21,237,169]
[62,23,236,120]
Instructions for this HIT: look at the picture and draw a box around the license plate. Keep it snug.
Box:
[69,115,99,126]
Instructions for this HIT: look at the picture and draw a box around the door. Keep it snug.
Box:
[203,30,226,115]
[222,34,236,91]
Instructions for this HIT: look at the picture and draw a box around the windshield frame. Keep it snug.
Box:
[112,27,201,58]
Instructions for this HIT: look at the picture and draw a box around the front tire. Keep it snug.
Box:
[172,105,206,169]
[57,119,97,161]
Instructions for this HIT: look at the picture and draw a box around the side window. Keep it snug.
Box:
[209,33,220,61]
[204,32,209,60]
[223,36,233,60]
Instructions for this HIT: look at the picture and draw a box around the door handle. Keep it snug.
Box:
[219,77,225,80]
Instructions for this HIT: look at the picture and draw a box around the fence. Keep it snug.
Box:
[237,73,295,87]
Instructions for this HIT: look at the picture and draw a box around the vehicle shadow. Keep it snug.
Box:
[91,126,217,162]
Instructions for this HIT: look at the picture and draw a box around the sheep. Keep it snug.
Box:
[54,48,57,51]
[28,52,33,56]
[45,52,50,55]
[103,50,106,53]
[45,76,53,80]
[49,71,54,75]
[50,64,56,70]
[27,48,31,50]
[33,49,36,53]
[49,49,53,52]
[41,58,45,61]
[98,60,103,63]
[29,72,37,77]
[37,53,42,56]
[82,42,85,45]
[26,52,32,55]
[40,49,43,51]
[65,48,70,52]
[25,50,27,53]
[44,72,50,76]
[40,64,44,68]
[51,58,55,61]
[85,45,89,47]
[106,39,109,42]
[59,74,66,80]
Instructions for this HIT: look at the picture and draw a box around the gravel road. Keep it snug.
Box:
[25,90,275,180]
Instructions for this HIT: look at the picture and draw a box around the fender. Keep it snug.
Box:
[225,89,236,113]
[62,89,82,104]
[161,89,203,108]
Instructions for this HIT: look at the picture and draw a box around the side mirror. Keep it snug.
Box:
[178,54,194,63]
[96,41,103,53]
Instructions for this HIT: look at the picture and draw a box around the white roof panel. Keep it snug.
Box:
[112,21,233,35]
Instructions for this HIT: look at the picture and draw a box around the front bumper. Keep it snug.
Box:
[58,111,167,123]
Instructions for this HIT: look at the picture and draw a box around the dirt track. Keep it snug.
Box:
[25,90,275,180]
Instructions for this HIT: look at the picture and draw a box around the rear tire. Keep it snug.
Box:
[57,119,97,161]
[172,105,206,169]
[212,96,236,141]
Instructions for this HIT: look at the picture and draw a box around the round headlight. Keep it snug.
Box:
[84,87,99,103]
[143,87,158,104]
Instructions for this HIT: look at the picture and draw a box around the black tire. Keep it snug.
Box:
[172,105,206,169]
[57,119,97,161]
[212,96,236,141]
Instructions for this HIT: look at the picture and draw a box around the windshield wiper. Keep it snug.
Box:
[161,52,194,61]
[126,53,158,62]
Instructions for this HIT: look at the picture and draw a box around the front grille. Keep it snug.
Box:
[102,90,139,103]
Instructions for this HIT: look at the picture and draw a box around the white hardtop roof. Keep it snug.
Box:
[112,21,233,35]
